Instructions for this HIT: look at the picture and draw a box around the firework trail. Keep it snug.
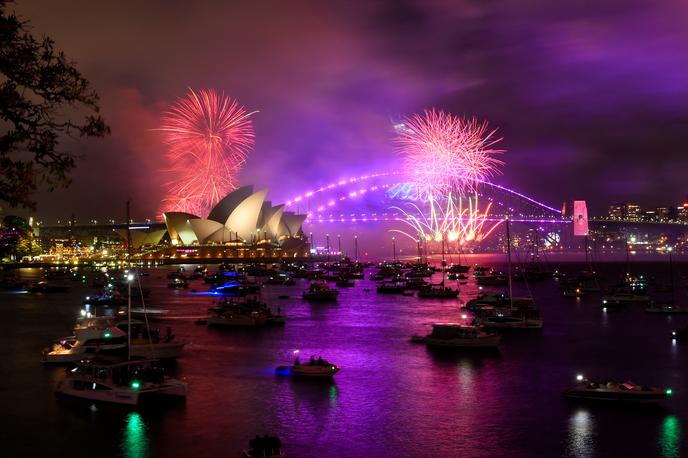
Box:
[395,109,504,200]
[159,88,257,216]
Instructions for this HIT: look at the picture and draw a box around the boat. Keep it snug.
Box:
[473,307,543,329]
[475,274,508,286]
[43,315,186,363]
[563,287,585,298]
[671,326,688,341]
[302,282,339,301]
[168,277,188,289]
[447,264,470,274]
[28,281,71,293]
[243,435,284,458]
[376,281,406,294]
[417,284,459,299]
[563,376,671,403]
[208,298,284,327]
[601,292,650,306]
[645,302,688,314]
[275,355,340,378]
[411,323,500,348]
[335,278,355,287]
[55,357,187,405]
[43,323,128,364]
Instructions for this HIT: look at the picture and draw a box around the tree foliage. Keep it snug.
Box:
[0,2,109,209]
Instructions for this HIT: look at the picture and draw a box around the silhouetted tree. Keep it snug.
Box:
[0,2,109,210]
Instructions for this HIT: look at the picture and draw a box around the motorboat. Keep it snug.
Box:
[302,282,339,301]
[447,264,470,274]
[563,287,585,298]
[404,279,428,290]
[28,281,70,293]
[417,284,459,299]
[208,298,285,327]
[243,435,284,458]
[43,324,128,364]
[601,292,650,306]
[168,277,188,289]
[43,316,186,363]
[473,308,543,329]
[55,357,187,405]
[376,281,406,294]
[463,292,512,311]
[276,356,340,378]
[411,323,500,348]
[475,274,508,286]
[335,278,355,288]
[563,376,671,402]
[645,302,688,314]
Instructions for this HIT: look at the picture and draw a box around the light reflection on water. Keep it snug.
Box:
[659,415,681,458]
[566,408,595,457]
[122,412,148,458]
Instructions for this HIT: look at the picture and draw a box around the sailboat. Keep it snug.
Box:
[418,234,459,298]
[646,247,688,313]
[473,219,543,329]
[54,202,187,405]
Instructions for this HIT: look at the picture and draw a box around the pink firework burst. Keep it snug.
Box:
[395,109,504,200]
[159,88,256,216]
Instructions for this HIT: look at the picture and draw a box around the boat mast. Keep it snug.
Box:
[441,233,446,286]
[126,200,132,361]
[506,218,513,307]
[669,247,675,305]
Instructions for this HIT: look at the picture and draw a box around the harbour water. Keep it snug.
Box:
[2,258,686,457]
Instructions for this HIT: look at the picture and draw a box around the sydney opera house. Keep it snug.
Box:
[117,186,310,260]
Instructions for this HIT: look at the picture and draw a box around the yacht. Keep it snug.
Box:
[411,323,500,348]
[43,316,186,363]
[601,292,650,306]
[28,281,70,293]
[43,323,127,364]
[376,281,406,294]
[168,277,189,289]
[275,356,340,378]
[417,284,459,299]
[302,282,339,301]
[473,307,543,329]
[563,376,671,402]
[562,287,585,298]
[335,278,355,288]
[55,357,187,405]
[208,298,285,327]
[645,302,688,314]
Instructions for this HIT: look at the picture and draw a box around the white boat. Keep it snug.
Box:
[43,325,127,364]
[412,323,501,348]
[43,316,186,363]
[55,357,187,405]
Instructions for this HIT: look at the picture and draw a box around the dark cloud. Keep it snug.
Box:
[12,0,688,221]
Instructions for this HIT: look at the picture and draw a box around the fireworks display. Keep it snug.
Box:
[395,109,504,201]
[391,192,502,246]
[159,88,256,216]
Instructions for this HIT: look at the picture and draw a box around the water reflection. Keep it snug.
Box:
[122,412,148,458]
[566,408,595,457]
[659,415,681,458]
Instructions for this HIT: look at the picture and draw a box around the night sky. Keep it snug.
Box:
[12,0,688,221]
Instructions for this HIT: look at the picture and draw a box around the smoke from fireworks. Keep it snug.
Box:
[159,88,257,216]
[395,109,504,201]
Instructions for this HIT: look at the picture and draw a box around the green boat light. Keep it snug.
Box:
[131,381,141,390]
[666,388,673,395]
